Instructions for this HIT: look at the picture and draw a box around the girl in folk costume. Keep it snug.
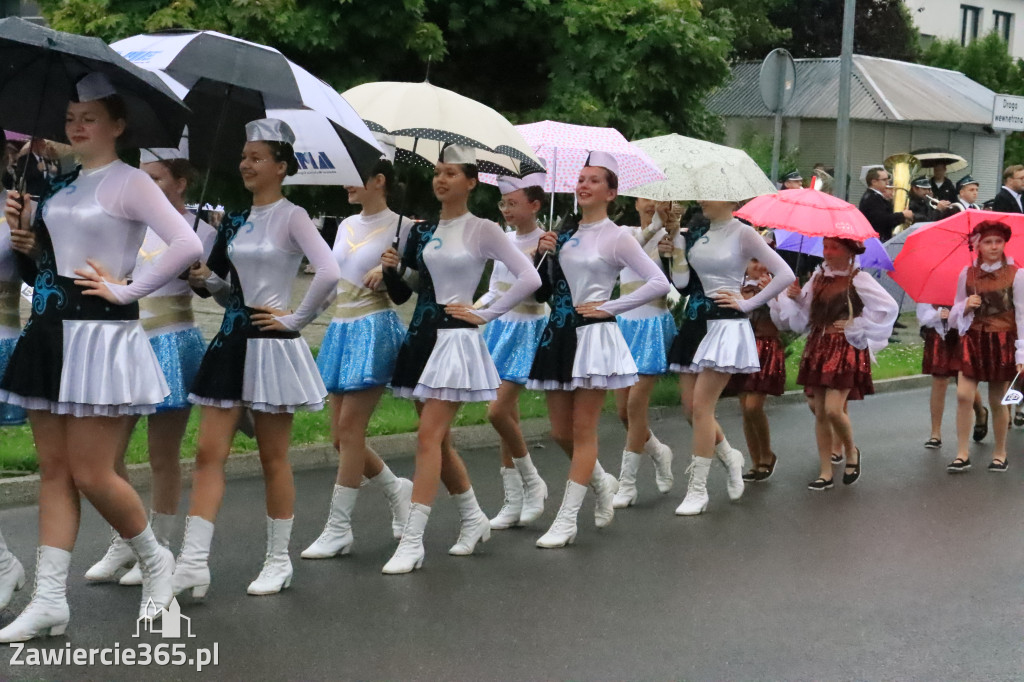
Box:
[0,73,204,642]
[611,198,677,508]
[661,201,795,515]
[177,119,341,597]
[301,149,414,560]
[0,129,25,610]
[477,173,550,530]
[528,152,670,548]
[379,144,540,573]
[778,238,898,490]
[917,303,988,449]
[729,257,787,482]
[946,221,1024,472]
[84,136,218,587]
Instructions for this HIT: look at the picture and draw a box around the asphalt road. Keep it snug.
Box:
[1,386,1022,681]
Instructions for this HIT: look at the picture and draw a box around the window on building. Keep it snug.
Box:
[961,5,982,45]
[994,10,1014,42]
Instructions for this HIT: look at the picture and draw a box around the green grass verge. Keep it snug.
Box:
[0,342,923,476]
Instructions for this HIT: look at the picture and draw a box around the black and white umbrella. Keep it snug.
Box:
[911,148,969,173]
[340,80,545,177]
[111,30,382,185]
[0,17,188,149]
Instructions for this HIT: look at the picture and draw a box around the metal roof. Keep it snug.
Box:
[707,55,996,125]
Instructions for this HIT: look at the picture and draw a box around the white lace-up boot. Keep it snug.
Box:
[489,468,525,530]
[715,438,745,501]
[172,516,213,599]
[84,526,135,581]
[613,450,642,508]
[675,455,712,516]
[382,503,430,574]
[448,488,491,555]
[0,546,71,643]
[301,485,357,558]
[513,454,548,524]
[126,525,175,620]
[589,463,619,528]
[536,481,587,548]
[247,517,294,595]
[0,528,26,610]
[364,466,413,539]
[120,511,176,586]
[644,432,675,493]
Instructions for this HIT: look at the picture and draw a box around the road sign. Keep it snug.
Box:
[992,94,1024,131]
[759,48,796,114]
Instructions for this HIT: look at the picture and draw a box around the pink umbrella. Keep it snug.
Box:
[736,188,878,240]
[479,120,664,224]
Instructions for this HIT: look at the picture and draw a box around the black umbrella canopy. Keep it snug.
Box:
[0,17,189,148]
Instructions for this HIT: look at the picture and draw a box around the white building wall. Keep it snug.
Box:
[907,0,1024,58]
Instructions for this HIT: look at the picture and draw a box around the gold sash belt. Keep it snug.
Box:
[334,279,391,320]
[139,294,195,332]
[493,281,546,316]
[619,281,668,310]
[0,282,22,329]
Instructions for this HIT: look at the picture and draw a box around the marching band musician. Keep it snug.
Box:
[909,176,948,223]
[858,168,913,242]
[952,176,981,212]
[929,162,958,204]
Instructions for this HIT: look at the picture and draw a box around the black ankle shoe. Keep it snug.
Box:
[742,469,758,482]
[842,448,861,485]
[807,477,834,491]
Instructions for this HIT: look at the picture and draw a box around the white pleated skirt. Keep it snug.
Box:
[189,337,326,413]
[0,319,169,417]
[571,323,639,390]
[671,318,760,375]
[394,327,500,403]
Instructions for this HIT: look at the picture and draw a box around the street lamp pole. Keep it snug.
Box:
[834,0,856,200]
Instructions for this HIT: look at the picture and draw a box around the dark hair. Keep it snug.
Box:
[264,140,298,176]
[865,168,886,185]
[369,158,404,208]
[159,158,197,188]
[459,163,479,181]
[824,236,866,255]
[523,185,545,206]
[96,94,127,123]
[601,168,619,190]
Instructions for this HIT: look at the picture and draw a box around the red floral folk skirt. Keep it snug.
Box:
[921,327,960,378]
[959,328,1017,383]
[798,329,873,401]
[728,336,786,396]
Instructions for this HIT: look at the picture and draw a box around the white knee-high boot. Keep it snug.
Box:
[301,485,357,559]
[364,466,413,539]
[675,455,712,516]
[0,546,70,643]
[0,527,26,610]
[247,517,294,596]
[120,511,176,586]
[126,525,175,620]
[448,488,490,556]
[536,481,588,548]
[382,503,430,574]
[172,516,213,599]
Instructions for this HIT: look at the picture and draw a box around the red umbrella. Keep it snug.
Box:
[735,188,878,240]
[890,209,1024,306]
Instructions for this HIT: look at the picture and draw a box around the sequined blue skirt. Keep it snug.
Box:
[0,336,26,425]
[318,310,406,394]
[482,316,546,385]
[617,312,677,375]
[150,327,206,413]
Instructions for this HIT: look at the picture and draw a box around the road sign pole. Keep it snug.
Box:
[770,55,785,183]
[834,0,856,201]
[997,130,1007,191]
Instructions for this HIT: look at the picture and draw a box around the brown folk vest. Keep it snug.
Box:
[967,263,1017,332]
[809,273,864,333]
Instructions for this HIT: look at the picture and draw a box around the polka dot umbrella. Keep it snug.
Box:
[621,133,777,202]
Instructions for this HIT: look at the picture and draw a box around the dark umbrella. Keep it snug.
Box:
[0,17,188,149]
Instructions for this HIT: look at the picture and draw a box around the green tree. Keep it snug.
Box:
[920,31,1024,174]
[773,0,919,61]
[702,0,791,61]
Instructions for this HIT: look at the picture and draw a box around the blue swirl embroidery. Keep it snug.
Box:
[427,236,443,250]
[242,220,255,234]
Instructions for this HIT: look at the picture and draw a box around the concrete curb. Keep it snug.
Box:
[0,374,934,509]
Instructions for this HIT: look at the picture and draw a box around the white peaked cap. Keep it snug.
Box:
[245,118,296,145]
[75,72,117,102]
[497,172,547,196]
[439,143,477,165]
[140,126,190,164]
[373,132,396,163]
[585,150,619,177]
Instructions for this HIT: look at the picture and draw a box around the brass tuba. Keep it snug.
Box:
[884,152,919,234]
